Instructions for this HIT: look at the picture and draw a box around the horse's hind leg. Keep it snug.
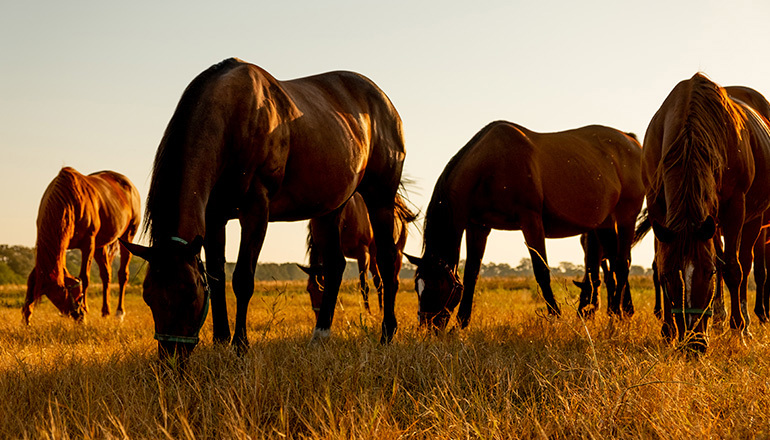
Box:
[457,224,490,328]
[94,246,113,317]
[577,232,601,318]
[753,228,768,323]
[369,246,384,311]
[357,253,371,313]
[366,199,401,343]
[521,215,560,316]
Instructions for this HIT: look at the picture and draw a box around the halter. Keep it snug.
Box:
[660,269,716,317]
[153,237,211,345]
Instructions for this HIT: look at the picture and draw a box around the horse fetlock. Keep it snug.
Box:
[309,327,331,345]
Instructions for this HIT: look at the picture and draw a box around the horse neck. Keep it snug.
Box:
[422,195,463,269]
[35,202,75,286]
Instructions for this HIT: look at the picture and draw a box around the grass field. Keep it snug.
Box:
[2,276,770,439]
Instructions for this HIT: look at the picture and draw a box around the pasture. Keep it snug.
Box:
[2,276,770,439]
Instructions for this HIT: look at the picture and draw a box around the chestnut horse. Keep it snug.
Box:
[640,74,770,350]
[406,121,644,330]
[22,167,140,324]
[300,192,416,318]
[123,58,406,359]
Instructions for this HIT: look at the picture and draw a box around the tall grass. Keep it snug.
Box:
[2,276,769,439]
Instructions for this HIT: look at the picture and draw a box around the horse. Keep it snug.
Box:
[638,74,770,351]
[299,192,416,319]
[405,121,644,330]
[122,58,407,360]
[22,167,141,324]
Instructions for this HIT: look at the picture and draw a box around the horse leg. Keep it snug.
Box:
[312,209,346,340]
[596,228,621,315]
[457,224,490,328]
[652,255,663,319]
[576,232,601,317]
[712,236,727,326]
[22,268,38,325]
[78,239,95,314]
[115,237,132,320]
[357,252,371,313]
[737,218,761,336]
[521,215,559,316]
[369,243,384,312]
[367,200,400,344]
[719,196,747,332]
[231,193,269,353]
[94,247,113,317]
[764,238,770,323]
[754,228,767,323]
[205,222,231,343]
[616,224,634,318]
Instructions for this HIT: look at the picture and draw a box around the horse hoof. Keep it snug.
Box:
[115,311,125,322]
[309,328,331,346]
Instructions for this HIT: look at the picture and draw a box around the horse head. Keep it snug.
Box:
[653,215,717,352]
[405,254,463,331]
[297,264,324,320]
[122,236,210,361]
[24,268,85,324]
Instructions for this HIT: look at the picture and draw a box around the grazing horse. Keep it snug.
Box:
[123,58,406,359]
[640,74,770,350]
[300,192,416,318]
[22,167,140,324]
[406,121,644,330]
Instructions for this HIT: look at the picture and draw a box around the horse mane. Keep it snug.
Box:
[36,167,93,282]
[144,58,242,244]
[650,73,746,260]
[422,121,500,256]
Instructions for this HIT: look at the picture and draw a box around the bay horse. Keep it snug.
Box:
[573,230,623,318]
[300,192,416,318]
[22,167,140,324]
[640,74,770,350]
[123,58,407,359]
[405,121,644,330]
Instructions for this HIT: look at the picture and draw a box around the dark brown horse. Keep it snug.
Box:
[22,167,140,324]
[573,230,621,317]
[123,58,407,359]
[406,121,644,330]
[639,74,770,350]
[300,192,416,318]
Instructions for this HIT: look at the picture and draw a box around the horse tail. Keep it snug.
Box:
[633,208,652,247]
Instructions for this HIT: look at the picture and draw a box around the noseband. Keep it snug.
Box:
[660,269,716,317]
[153,237,211,345]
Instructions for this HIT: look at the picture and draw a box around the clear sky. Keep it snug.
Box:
[2,0,770,269]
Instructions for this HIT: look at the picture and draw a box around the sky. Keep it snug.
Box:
[2,0,770,269]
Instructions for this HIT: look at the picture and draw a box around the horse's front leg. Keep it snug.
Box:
[720,195,747,332]
[205,222,231,344]
[737,218,762,336]
[78,239,95,314]
[231,194,269,354]
[356,252,371,313]
[311,209,346,341]
[521,213,560,316]
[457,224,490,328]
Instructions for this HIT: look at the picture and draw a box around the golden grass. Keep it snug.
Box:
[2,276,770,439]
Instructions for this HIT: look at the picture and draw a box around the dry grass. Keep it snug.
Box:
[2,276,770,439]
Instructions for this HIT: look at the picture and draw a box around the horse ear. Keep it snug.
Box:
[573,280,588,289]
[297,264,313,275]
[652,221,676,244]
[188,235,204,255]
[696,216,717,241]
[120,239,153,261]
[404,253,422,266]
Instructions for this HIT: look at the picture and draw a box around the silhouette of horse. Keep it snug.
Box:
[123,58,407,359]
[638,74,770,350]
[22,167,140,324]
[573,230,619,317]
[300,192,416,318]
[406,121,644,330]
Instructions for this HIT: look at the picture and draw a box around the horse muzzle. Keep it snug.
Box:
[418,310,450,331]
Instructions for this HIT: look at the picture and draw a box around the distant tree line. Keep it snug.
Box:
[0,244,652,285]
